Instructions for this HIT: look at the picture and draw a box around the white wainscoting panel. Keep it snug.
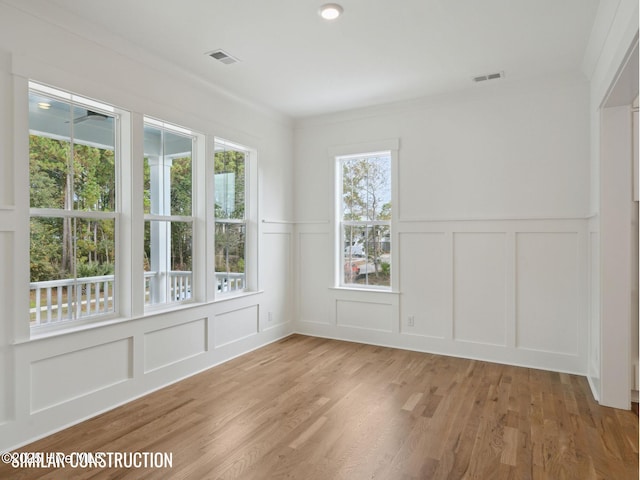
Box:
[144,318,207,373]
[31,338,132,413]
[336,299,393,332]
[213,305,259,348]
[399,232,448,337]
[516,232,579,354]
[298,232,331,324]
[453,233,507,346]
[295,218,588,375]
[262,232,291,328]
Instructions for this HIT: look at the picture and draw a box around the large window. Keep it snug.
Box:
[338,152,392,289]
[26,82,257,332]
[143,118,194,307]
[29,83,118,326]
[214,141,248,294]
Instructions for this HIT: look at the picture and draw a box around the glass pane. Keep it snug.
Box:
[215,222,246,293]
[72,106,116,150]
[170,155,192,216]
[72,142,116,212]
[29,91,116,212]
[30,216,116,325]
[73,218,116,318]
[30,217,65,283]
[143,125,193,216]
[214,147,245,220]
[143,124,161,215]
[342,224,391,287]
[29,135,71,209]
[342,155,391,222]
[144,220,193,306]
[29,92,72,210]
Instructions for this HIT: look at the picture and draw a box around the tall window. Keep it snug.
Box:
[214,141,248,294]
[29,82,118,326]
[338,152,392,289]
[143,118,194,307]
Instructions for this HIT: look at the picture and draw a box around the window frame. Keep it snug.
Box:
[332,139,399,292]
[28,82,123,333]
[212,138,257,299]
[142,117,197,311]
[21,80,260,339]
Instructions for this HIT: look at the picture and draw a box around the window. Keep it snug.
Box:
[214,140,248,294]
[337,152,392,289]
[28,82,118,327]
[26,82,257,333]
[143,118,195,307]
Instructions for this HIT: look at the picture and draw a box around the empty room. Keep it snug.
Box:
[0,0,638,478]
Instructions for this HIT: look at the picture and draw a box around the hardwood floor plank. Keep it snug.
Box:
[2,335,637,480]
[401,392,423,412]
[289,416,328,449]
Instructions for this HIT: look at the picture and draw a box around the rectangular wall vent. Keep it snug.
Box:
[207,49,240,65]
[473,71,505,83]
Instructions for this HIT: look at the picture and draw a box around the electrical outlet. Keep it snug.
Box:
[268,311,273,322]
[408,315,415,327]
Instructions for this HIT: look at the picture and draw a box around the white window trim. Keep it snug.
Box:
[142,117,199,311]
[331,139,399,292]
[17,78,260,341]
[209,138,258,301]
[27,82,128,335]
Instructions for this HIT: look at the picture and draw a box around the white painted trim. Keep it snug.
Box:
[599,105,633,409]
[293,328,587,376]
[398,214,592,222]
[261,219,329,225]
[328,138,399,158]
[4,330,293,452]
[587,374,601,402]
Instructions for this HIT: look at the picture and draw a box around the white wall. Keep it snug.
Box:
[293,75,591,374]
[0,4,294,451]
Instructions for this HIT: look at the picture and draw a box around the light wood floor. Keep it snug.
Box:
[3,334,638,479]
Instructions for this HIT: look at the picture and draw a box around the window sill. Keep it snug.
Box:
[24,314,129,343]
[22,291,265,344]
[212,289,264,303]
[330,286,400,295]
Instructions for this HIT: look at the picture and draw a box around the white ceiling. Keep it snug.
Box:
[23,0,601,118]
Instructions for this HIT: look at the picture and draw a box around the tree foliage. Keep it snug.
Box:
[142,155,193,272]
[214,149,246,273]
[214,149,245,219]
[29,135,115,282]
[342,157,391,284]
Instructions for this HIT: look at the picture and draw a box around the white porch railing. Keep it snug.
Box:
[30,275,115,326]
[216,272,245,293]
[31,271,246,325]
[143,270,193,304]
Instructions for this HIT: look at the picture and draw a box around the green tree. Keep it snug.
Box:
[342,157,391,280]
[214,149,245,219]
[214,149,246,274]
[29,134,116,282]
[170,157,193,270]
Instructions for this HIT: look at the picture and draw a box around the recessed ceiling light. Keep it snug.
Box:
[37,102,51,110]
[319,3,343,20]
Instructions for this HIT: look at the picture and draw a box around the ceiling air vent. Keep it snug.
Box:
[207,49,240,65]
[473,71,505,83]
